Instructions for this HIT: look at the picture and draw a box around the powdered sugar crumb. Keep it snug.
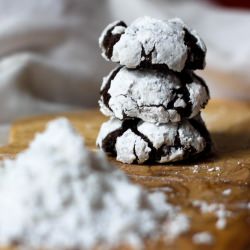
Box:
[208,166,221,172]
[193,164,199,173]
[193,200,231,230]
[222,189,232,196]
[193,232,214,245]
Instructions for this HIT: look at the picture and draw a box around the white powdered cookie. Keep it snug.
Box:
[99,16,206,71]
[96,115,211,164]
[99,67,209,124]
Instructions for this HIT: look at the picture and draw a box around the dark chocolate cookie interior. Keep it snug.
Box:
[183,28,206,70]
[101,21,127,59]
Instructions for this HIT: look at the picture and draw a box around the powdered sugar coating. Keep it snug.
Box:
[138,119,207,163]
[112,25,126,35]
[96,117,122,147]
[100,67,209,124]
[137,122,177,149]
[186,81,209,118]
[97,116,210,164]
[116,129,151,164]
[99,16,206,71]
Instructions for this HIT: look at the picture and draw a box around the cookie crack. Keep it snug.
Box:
[133,144,139,164]
[168,71,193,117]
[154,124,182,162]
[121,92,186,121]
[129,126,157,163]
[128,94,170,112]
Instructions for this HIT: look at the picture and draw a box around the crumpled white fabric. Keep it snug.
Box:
[0,0,249,124]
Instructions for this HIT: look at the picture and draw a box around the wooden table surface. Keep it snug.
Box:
[0,99,249,250]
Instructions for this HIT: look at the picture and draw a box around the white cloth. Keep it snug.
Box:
[0,0,249,124]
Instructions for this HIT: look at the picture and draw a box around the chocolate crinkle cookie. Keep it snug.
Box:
[96,115,212,164]
[97,16,212,164]
[99,16,206,72]
[99,66,209,124]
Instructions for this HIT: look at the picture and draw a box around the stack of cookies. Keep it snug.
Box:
[97,17,212,164]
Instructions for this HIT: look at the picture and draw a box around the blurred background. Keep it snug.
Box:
[0,0,249,127]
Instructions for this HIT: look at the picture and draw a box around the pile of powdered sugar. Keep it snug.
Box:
[0,118,189,249]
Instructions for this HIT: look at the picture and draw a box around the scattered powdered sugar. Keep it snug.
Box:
[208,166,221,172]
[192,232,214,245]
[193,165,199,173]
[193,200,232,230]
[166,214,190,239]
[222,189,232,196]
[193,165,222,174]
[0,118,190,249]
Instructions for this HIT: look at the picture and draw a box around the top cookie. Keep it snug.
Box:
[99,16,206,72]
